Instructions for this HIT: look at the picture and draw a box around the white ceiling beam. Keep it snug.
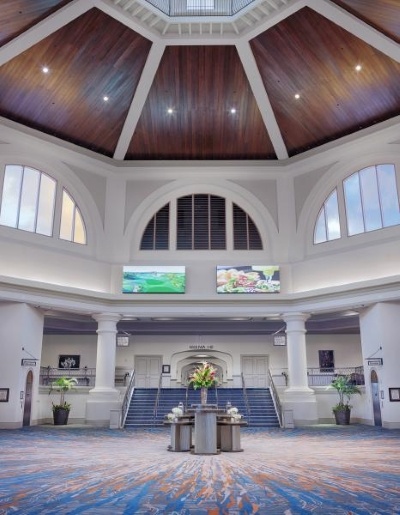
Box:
[236,40,288,160]
[113,42,166,160]
[95,0,158,42]
[0,0,95,67]
[241,0,308,41]
[308,0,400,63]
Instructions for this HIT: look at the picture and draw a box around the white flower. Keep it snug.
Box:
[167,413,175,421]
[171,406,183,417]
[227,407,238,415]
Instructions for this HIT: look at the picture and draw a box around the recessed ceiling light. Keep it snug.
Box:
[42,66,49,74]
[167,108,173,114]
[230,108,236,114]
[103,96,109,102]
[294,93,300,99]
[355,64,362,72]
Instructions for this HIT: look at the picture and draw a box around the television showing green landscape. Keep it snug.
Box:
[122,266,186,293]
[216,265,280,293]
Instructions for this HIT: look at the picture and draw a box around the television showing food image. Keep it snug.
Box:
[216,265,280,293]
[122,266,185,293]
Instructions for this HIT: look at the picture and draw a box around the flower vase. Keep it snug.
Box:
[200,387,208,405]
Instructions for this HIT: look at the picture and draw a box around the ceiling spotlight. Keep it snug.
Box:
[167,108,174,114]
[355,64,362,72]
[103,96,109,102]
[42,66,49,74]
[230,108,236,114]
[294,93,300,99]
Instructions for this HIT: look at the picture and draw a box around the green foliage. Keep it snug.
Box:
[189,362,218,389]
[49,377,77,409]
[329,375,362,412]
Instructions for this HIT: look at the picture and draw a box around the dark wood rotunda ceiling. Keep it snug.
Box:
[0,0,399,161]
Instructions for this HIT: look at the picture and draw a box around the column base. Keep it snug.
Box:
[86,389,121,427]
[283,388,318,427]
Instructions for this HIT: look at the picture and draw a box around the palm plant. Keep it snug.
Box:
[50,376,78,412]
[330,375,361,413]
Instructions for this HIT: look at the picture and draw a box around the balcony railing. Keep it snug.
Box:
[145,0,255,17]
[271,366,365,388]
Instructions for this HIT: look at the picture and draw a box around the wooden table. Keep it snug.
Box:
[218,420,248,452]
[165,419,193,452]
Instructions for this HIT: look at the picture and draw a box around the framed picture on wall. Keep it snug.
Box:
[162,365,171,374]
[0,388,9,402]
[58,355,80,369]
[389,388,400,402]
[318,350,334,372]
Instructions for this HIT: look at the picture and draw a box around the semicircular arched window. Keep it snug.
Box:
[140,194,263,250]
[314,164,400,244]
[0,164,87,245]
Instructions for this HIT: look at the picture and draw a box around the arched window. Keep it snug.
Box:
[0,165,86,244]
[140,203,170,250]
[314,189,341,244]
[314,164,400,244]
[60,190,86,244]
[140,194,263,250]
[344,164,400,236]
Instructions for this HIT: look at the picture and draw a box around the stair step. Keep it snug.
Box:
[124,387,280,428]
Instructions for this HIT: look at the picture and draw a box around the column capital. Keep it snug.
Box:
[92,312,122,324]
[280,312,310,324]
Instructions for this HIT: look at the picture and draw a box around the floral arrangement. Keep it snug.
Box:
[188,361,218,389]
[227,406,242,422]
[167,405,183,421]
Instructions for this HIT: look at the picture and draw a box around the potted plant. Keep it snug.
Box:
[49,377,78,425]
[329,375,362,425]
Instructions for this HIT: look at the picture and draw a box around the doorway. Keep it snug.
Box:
[242,355,268,388]
[370,369,382,427]
[134,356,162,387]
[23,370,33,427]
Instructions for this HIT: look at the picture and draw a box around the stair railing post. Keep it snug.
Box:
[241,372,251,424]
[121,370,135,428]
[268,368,283,427]
[153,372,163,425]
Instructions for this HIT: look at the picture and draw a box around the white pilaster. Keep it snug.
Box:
[0,303,44,429]
[282,312,317,426]
[359,302,400,429]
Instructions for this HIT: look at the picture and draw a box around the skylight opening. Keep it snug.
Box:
[187,0,215,10]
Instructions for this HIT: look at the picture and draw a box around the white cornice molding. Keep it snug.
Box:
[0,274,399,319]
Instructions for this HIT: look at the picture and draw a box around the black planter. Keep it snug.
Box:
[53,407,70,425]
[334,408,351,425]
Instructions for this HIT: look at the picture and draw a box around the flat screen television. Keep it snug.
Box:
[122,266,186,293]
[216,265,280,293]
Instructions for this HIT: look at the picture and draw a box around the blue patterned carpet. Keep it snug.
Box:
[0,425,399,514]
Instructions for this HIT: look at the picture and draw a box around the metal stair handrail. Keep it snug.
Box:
[240,373,251,423]
[268,368,283,428]
[153,372,163,424]
[121,369,135,428]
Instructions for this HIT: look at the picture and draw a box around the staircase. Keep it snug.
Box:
[124,387,280,428]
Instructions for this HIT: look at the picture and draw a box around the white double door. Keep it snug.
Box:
[242,355,269,388]
[134,356,162,387]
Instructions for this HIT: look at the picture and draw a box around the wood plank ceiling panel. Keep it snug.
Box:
[0,0,73,46]
[126,46,276,160]
[250,7,400,157]
[331,0,400,43]
[0,8,152,157]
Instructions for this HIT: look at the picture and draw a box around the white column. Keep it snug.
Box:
[284,312,313,394]
[90,313,121,394]
[86,313,121,427]
[281,312,317,426]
